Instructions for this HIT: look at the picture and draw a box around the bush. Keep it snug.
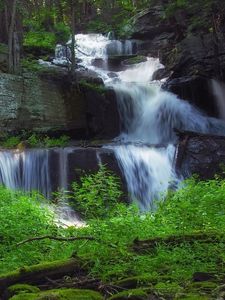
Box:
[70,165,123,219]
[54,22,70,44]
[0,187,56,273]
[23,31,56,52]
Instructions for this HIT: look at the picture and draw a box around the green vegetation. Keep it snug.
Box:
[164,0,223,33]
[10,288,103,300]
[123,56,147,66]
[79,80,107,95]
[0,133,70,149]
[24,31,57,52]
[0,169,225,298]
[70,165,123,219]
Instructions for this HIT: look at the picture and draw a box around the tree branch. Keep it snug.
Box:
[17,235,96,246]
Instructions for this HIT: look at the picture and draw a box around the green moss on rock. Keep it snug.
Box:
[10,288,103,300]
[154,282,183,297]
[108,288,149,300]
[8,284,40,296]
[175,293,210,300]
[122,56,147,66]
[115,274,154,289]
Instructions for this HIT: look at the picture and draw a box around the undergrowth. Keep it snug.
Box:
[0,133,70,149]
[0,170,225,293]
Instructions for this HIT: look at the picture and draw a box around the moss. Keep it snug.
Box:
[8,284,40,296]
[10,288,104,300]
[0,43,8,54]
[0,258,81,283]
[21,58,45,72]
[175,293,210,300]
[79,80,107,95]
[154,282,183,296]
[108,288,149,300]
[190,281,218,292]
[122,56,147,66]
[115,274,154,289]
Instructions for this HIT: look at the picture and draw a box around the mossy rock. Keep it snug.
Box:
[122,56,147,66]
[108,288,149,300]
[10,288,103,300]
[8,284,40,296]
[115,274,155,289]
[154,282,183,297]
[190,281,218,293]
[0,43,8,56]
[175,293,210,300]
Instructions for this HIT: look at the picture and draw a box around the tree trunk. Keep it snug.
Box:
[8,0,18,73]
[70,0,76,80]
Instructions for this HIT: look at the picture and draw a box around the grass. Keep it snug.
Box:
[0,172,225,298]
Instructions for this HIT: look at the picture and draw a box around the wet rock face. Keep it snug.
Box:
[176,132,225,179]
[131,6,174,40]
[49,147,127,196]
[163,76,218,118]
[0,68,120,139]
[131,3,225,117]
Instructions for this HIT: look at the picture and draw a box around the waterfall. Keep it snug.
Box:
[0,149,51,198]
[57,33,225,209]
[2,34,225,210]
[211,79,225,120]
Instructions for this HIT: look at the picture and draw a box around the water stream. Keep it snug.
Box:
[1,34,225,210]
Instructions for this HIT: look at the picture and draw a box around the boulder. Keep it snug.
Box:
[176,131,225,179]
[130,7,174,40]
[0,67,120,139]
[163,76,218,118]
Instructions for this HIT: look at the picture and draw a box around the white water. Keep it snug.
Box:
[1,34,225,211]
[0,149,51,198]
[211,79,225,120]
[57,33,225,209]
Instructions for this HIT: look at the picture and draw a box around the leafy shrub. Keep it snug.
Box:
[54,22,70,44]
[24,31,56,51]
[0,133,70,149]
[21,58,44,72]
[71,165,123,219]
[1,136,20,148]
[0,187,56,272]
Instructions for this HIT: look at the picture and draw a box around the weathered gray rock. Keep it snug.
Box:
[49,147,127,196]
[0,68,120,139]
[163,76,218,118]
[176,131,225,179]
[130,7,174,40]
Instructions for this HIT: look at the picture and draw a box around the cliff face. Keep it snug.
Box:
[131,2,225,118]
[0,68,120,139]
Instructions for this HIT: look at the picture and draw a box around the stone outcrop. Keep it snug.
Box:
[131,2,225,118]
[0,68,120,139]
[176,131,225,179]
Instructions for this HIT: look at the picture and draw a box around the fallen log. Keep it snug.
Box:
[132,232,225,253]
[0,258,85,294]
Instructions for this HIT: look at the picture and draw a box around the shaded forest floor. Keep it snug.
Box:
[1,171,225,300]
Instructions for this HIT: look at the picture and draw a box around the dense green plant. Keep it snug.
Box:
[43,135,70,147]
[70,165,123,219]
[0,133,70,149]
[21,58,45,72]
[0,187,56,272]
[24,31,56,52]
[79,80,107,95]
[1,136,21,148]
[1,174,225,297]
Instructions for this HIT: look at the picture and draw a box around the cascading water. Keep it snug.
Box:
[0,149,51,198]
[55,33,225,209]
[211,79,225,120]
[1,33,225,211]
